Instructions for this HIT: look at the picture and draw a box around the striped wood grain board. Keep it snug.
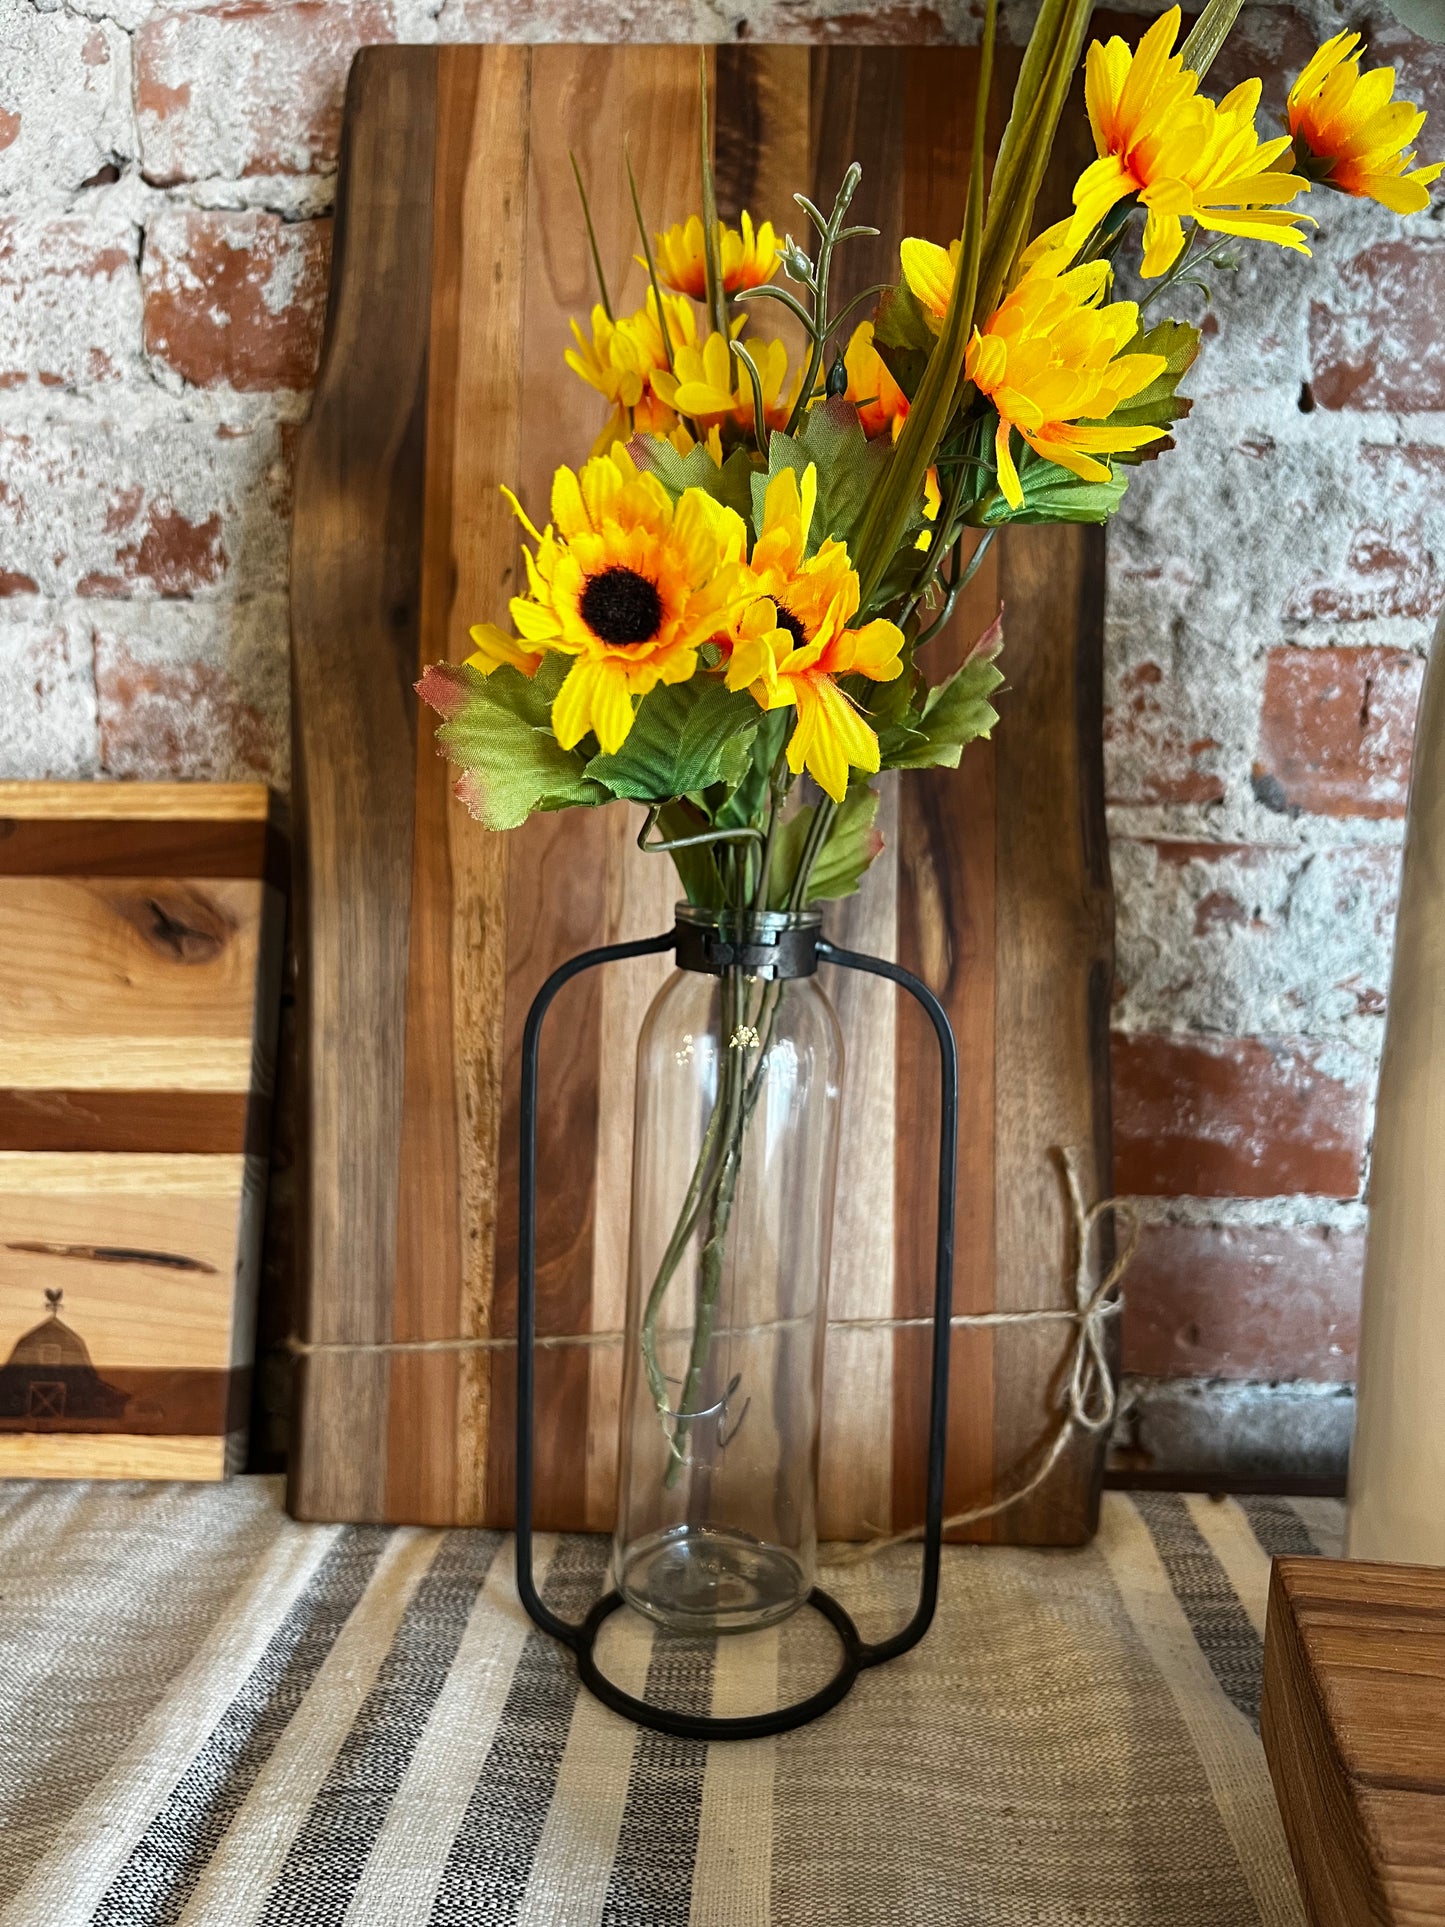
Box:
[0,782,285,1480]
[289,43,1114,1540]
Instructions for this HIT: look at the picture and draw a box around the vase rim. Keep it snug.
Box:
[674,903,823,934]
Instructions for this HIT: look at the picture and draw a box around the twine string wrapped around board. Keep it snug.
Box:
[287,1149,1137,1547]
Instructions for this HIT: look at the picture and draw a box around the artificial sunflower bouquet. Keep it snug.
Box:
[420,0,1436,1499]
[422,0,1438,867]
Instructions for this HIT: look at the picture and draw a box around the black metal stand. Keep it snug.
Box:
[515,924,958,1740]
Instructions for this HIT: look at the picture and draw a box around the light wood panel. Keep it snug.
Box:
[0,782,273,820]
[0,879,268,1090]
[1263,1557,1445,1926]
[0,1433,229,1480]
[0,784,282,1482]
[289,43,1115,1542]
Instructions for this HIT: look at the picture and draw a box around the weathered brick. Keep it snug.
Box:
[1122,1221,1363,1382]
[0,606,99,778]
[0,421,288,601]
[135,2,412,185]
[1285,445,1445,625]
[1311,241,1445,414]
[1254,645,1424,819]
[94,594,289,783]
[144,209,331,392]
[1111,837,1400,1036]
[435,0,971,37]
[1111,1032,1370,1199]
[1103,656,1226,807]
[0,10,133,207]
[0,209,142,393]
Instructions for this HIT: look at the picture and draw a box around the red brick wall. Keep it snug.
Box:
[2,0,1442,1477]
[1102,9,1444,1474]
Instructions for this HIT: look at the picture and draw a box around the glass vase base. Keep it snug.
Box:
[617,1525,808,1634]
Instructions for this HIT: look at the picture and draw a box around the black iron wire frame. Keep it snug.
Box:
[515,925,959,1740]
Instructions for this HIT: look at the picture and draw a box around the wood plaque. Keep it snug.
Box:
[0,781,285,1482]
[289,42,1114,1540]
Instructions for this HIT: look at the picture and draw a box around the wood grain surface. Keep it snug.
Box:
[289,43,1115,1541]
[0,784,283,1482]
[1263,1557,1445,1926]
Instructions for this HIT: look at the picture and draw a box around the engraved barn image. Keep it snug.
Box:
[0,1290,130,1425]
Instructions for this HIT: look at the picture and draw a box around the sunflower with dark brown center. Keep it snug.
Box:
[465,445,758,755]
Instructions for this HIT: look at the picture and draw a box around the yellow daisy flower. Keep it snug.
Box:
[652,329,796,436]
[564,292,695,452]
[473,446,757,755]
[962,247,1169,511]
[1065,6,1311,276]
[1288,32,1442,214]
[652,211,779,298]
[725,467,904,802]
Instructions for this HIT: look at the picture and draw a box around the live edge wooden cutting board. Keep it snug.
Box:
[289,42,1115,1540]
[0,782,285,1481]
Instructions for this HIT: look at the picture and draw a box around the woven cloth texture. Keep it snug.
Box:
[0,1479,1340,1927]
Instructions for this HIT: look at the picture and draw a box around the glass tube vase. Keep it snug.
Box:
[612,906,843,1635]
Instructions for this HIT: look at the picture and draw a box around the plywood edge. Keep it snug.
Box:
[0,782,276,823]
[0,1433,229,1480]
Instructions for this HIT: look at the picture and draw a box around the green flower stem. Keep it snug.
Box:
[663,969,784,1488]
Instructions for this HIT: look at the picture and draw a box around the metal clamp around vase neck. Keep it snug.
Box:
[672,905,821,981]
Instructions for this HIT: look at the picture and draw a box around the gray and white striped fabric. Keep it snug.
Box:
[0,1479,1335,1927]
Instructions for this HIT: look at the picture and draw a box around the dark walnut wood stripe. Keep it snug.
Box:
[0,1090,262,1155]
[0,818,287,889]
[0,1366,253,1436]
[288,45,438,1524]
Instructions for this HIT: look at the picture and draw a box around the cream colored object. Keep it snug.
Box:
[1348,616,1445,1564]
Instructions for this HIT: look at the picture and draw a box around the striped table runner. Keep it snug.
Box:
[0,1478,1333,1926]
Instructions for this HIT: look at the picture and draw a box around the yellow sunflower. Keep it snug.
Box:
[652,211,779,298]
[1065,6,1311,275]
[469,446,757,755]
[725,467,904,802]
[1288,32,1442,213]
[564,292,696,453]
[652,329,797,436]
[960,248,1169,510]
[843,320,911,440]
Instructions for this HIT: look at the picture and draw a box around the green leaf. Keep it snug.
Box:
[873,279,935,356]
[767,784,883,907]
[1102,319,1201,463]
[716,708,787,831]
[752,429,812,536]
[422,657,607,832]
[796,397,892,553]
[880,655,1003,769]
[973,441,1130,526]
[654,799,725,909]
[584,677,760,804]
[630,434,758,522]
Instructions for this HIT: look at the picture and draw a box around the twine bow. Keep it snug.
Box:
[825,1148,1137,1564]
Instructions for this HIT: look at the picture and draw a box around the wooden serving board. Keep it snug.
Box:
[1263,1557,1445,1925]
[289,43,1114,1540]
[0,782,285,1480]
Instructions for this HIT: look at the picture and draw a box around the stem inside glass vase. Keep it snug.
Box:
[616,904,841,1633]
[638,931,790,1488]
